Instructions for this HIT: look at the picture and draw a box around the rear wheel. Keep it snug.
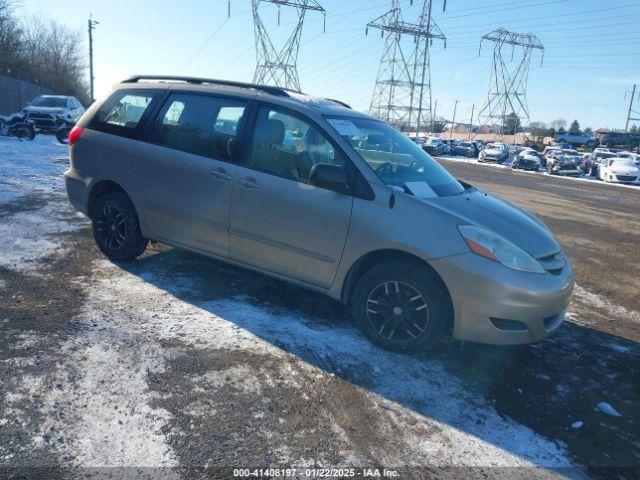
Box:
[15,125,35,141]
[91,192,148,261]
[352,262,451,353]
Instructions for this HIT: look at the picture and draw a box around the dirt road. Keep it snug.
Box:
[0,137,638,479]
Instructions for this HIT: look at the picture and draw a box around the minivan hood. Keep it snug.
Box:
[427,190,560,258]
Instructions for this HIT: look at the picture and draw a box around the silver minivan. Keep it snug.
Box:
[65,76,573,352]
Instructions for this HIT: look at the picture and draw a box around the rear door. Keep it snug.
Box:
[228,104,354,288]
[130,92,248,257]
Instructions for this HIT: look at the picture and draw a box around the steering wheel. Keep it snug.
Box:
[376,161,394,176]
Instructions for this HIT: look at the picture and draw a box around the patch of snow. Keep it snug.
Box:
[0,136,68,206]
[571,421,583,429]
[597,402,622,417]
[0,199,80,272]
[75,262,574,468]
[574,285,640,324]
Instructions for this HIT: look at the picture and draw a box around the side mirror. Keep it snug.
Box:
[309,163,348,192]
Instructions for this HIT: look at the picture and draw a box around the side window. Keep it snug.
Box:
[246,106,345,183]
[95,91,157,130]
[152,93,246,161]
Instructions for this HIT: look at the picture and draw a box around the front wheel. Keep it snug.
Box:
[351,262,452,353]
[91,192,148,261]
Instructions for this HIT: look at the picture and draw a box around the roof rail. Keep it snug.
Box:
[325,98,352,109]
[121,75,296,97]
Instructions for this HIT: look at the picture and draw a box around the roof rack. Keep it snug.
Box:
[121,75,296,97]
[325,98,352,109]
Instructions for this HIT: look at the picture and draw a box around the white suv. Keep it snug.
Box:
[23,95,85,132]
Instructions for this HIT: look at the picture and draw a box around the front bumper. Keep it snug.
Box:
[429,252,574,345]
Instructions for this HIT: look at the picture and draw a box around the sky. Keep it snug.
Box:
[18,0,640,130]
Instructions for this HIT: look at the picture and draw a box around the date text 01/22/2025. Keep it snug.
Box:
[233,468,400,478]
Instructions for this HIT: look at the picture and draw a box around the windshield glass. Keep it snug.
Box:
[325,116,465,197]
[32,96,66,107]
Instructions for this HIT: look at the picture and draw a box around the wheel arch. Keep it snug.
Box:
[87,180,131,218]
[341,249,451,302]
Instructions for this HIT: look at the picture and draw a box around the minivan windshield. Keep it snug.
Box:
[325,116,465,197]
[32,96,67,108]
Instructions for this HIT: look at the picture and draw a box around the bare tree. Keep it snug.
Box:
[19,15,89,103]
[1,5,89,104]
[0,0,23,76]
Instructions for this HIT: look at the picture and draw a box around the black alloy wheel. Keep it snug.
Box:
[365,281,430,343]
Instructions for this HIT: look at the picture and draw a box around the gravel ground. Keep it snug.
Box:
[0,136,638,479]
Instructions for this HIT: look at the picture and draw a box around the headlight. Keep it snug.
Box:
[458,225,545,274]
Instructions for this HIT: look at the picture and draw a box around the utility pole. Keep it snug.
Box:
[88,15,99,103]
[468,103,475,139]
[625,84,639,132]
[431,99,437,135]
[449,99,458,139]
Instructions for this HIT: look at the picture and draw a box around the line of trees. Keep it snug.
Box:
[528,119,594,138]
[0,0,89,104]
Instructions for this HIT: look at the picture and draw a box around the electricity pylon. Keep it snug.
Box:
[367,0,446,133]
[624,84,640,132]
[477,28,544,139]
[251,0,325,91]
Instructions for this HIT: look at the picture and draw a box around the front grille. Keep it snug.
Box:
[28,112,55,120]
[616,175,637,182]
[537,252,566,275]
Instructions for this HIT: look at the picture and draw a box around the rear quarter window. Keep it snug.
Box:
[91,90,160,138]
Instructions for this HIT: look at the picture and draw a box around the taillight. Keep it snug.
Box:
[68,126,84,147]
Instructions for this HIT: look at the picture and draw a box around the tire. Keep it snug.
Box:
[56,127,71,144]
[16,125,35,141]
[91,192,148,261]
[351,262,452,353]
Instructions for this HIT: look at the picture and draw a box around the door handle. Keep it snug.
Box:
[237,176,260,189]
[209,168,232,181]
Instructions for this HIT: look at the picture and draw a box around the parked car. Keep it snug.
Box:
[577,153,595,175]
[423,137,445,156]
[512,148,541,171]
[65,75,573,353]
[478,143,508,163]
[547,149,580,170]
[541,146,561,167]
[554,131,598,148]
[450,141,476,157]
[408,135,425,147]
[547,151,582,176]
[597,158,640,184]
[616,151,640,165]
[23,95,85,132]
[441,139,457,155]
[589,150,617,177]
[599,131,639,149]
